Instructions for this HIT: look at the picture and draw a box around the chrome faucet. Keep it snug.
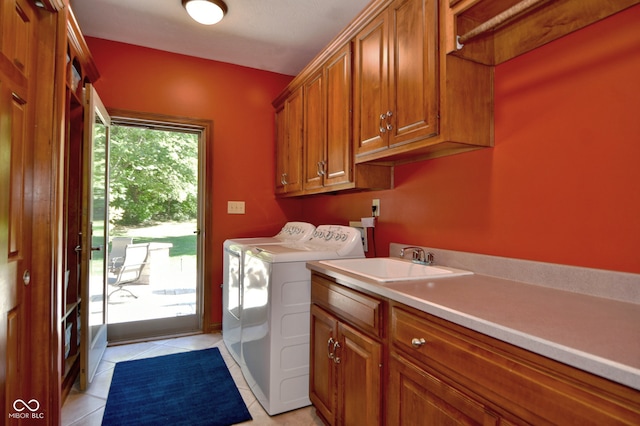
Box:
[400,246,434,265]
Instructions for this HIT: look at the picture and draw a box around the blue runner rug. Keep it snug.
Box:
[102,347,252,425]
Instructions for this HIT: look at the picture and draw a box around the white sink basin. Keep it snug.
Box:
[319,258,473,282]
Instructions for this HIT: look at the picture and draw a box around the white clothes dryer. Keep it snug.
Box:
[222,222,316,365]
[240,225,365,415]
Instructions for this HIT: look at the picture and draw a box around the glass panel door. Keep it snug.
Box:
[105,119,203,342]
[80,85,109,389]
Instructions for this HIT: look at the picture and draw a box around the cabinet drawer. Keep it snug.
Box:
[311,273,383,338]
[390,304,640,425]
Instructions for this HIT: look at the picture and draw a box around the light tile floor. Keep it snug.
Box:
[62,333,324,425]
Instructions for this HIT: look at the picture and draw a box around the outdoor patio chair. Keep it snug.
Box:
[109,237,134,275]
[108,243,150,299]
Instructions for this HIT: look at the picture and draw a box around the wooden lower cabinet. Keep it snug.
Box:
[309,272,640,425]
[390,303,640,425]
[388,353,502,426]
[310,275,384,426]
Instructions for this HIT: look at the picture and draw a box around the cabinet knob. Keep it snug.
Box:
[411,337,426,348]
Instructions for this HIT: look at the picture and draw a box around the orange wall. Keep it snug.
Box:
[301,6,640,274]
[86,38,299,326]
[87,5,639,328]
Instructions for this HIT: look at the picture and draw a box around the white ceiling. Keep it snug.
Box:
[70,0,372,76]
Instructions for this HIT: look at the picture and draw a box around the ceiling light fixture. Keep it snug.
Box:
[182,0,228,25]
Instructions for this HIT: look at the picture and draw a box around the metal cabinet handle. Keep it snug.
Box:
[411,337,426,348]
[332,340,341,364]
[281,173,288,185]
[379,111,394,133]
[328,337,335,359]
[379,112,387,133]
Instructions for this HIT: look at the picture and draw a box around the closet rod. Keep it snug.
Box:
[456,0,550,49]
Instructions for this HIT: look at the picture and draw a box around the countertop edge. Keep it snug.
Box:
[306,261,640,392]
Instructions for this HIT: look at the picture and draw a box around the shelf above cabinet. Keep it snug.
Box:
[446,0,640,65]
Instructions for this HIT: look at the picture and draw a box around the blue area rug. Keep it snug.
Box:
[102,347,252,425]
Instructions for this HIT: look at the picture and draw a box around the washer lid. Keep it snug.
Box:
[245,225,365,262]
[223,222,316,250]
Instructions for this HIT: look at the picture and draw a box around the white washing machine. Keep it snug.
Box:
[240,225,365,415]
[222,222,316,365]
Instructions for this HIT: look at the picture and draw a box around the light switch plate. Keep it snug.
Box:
[227,201,245,214]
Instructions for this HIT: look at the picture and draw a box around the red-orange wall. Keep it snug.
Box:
[87,5,639,328]
[86,37,299,327]
[301,5,640,275]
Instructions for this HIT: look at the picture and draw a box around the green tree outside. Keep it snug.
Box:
[109,125,198,227]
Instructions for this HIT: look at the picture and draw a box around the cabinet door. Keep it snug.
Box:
[388,354,498,426]
[323,44,352,188]
[303,69,324,191]
[310,304,338,425]
[285,88,304,193]
[275,88,304,194]
[353,11,388,155]
[274,103,288,194]
[387,0,439,147]
[337,322,383,426]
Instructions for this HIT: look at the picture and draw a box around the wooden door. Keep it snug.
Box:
[309,304,338,425]
[323,44,352,188]
[0,0,36,420]
[387,0,439,147]
[353,11,388,155]
[303,69,324,191]
[337,322,382,426]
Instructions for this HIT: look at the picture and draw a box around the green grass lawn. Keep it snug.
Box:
[111,221,197,257]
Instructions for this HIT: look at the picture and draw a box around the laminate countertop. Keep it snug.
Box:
[306,259,640,391]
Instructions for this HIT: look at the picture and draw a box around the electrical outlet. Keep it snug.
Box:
[227,201,245,214]
[372,199,380,217]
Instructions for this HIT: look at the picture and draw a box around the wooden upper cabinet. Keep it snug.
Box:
[274,87,304,195]
[303,69,325,191]
[354,0,438,157]
[304,44,353,193]
[324,46,352,188]
[387,0,438,147]
[353,13,388,154]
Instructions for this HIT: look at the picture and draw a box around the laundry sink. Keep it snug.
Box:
[319,257,473,282]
